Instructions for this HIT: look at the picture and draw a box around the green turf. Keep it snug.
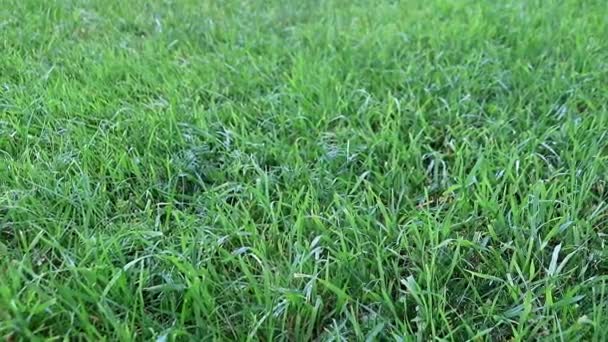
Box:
[1,0,608,340]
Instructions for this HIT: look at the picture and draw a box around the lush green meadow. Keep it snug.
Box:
[1,0,608,340]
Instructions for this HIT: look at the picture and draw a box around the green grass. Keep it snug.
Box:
[1,0,608,340]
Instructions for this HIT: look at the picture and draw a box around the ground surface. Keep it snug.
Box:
[1,0,608,340]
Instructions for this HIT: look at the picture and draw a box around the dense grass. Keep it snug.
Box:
[1,0,608,340]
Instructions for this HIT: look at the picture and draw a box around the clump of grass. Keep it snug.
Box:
[1,0,608,340]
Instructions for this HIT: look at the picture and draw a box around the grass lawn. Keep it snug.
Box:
[2,0,608,340]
